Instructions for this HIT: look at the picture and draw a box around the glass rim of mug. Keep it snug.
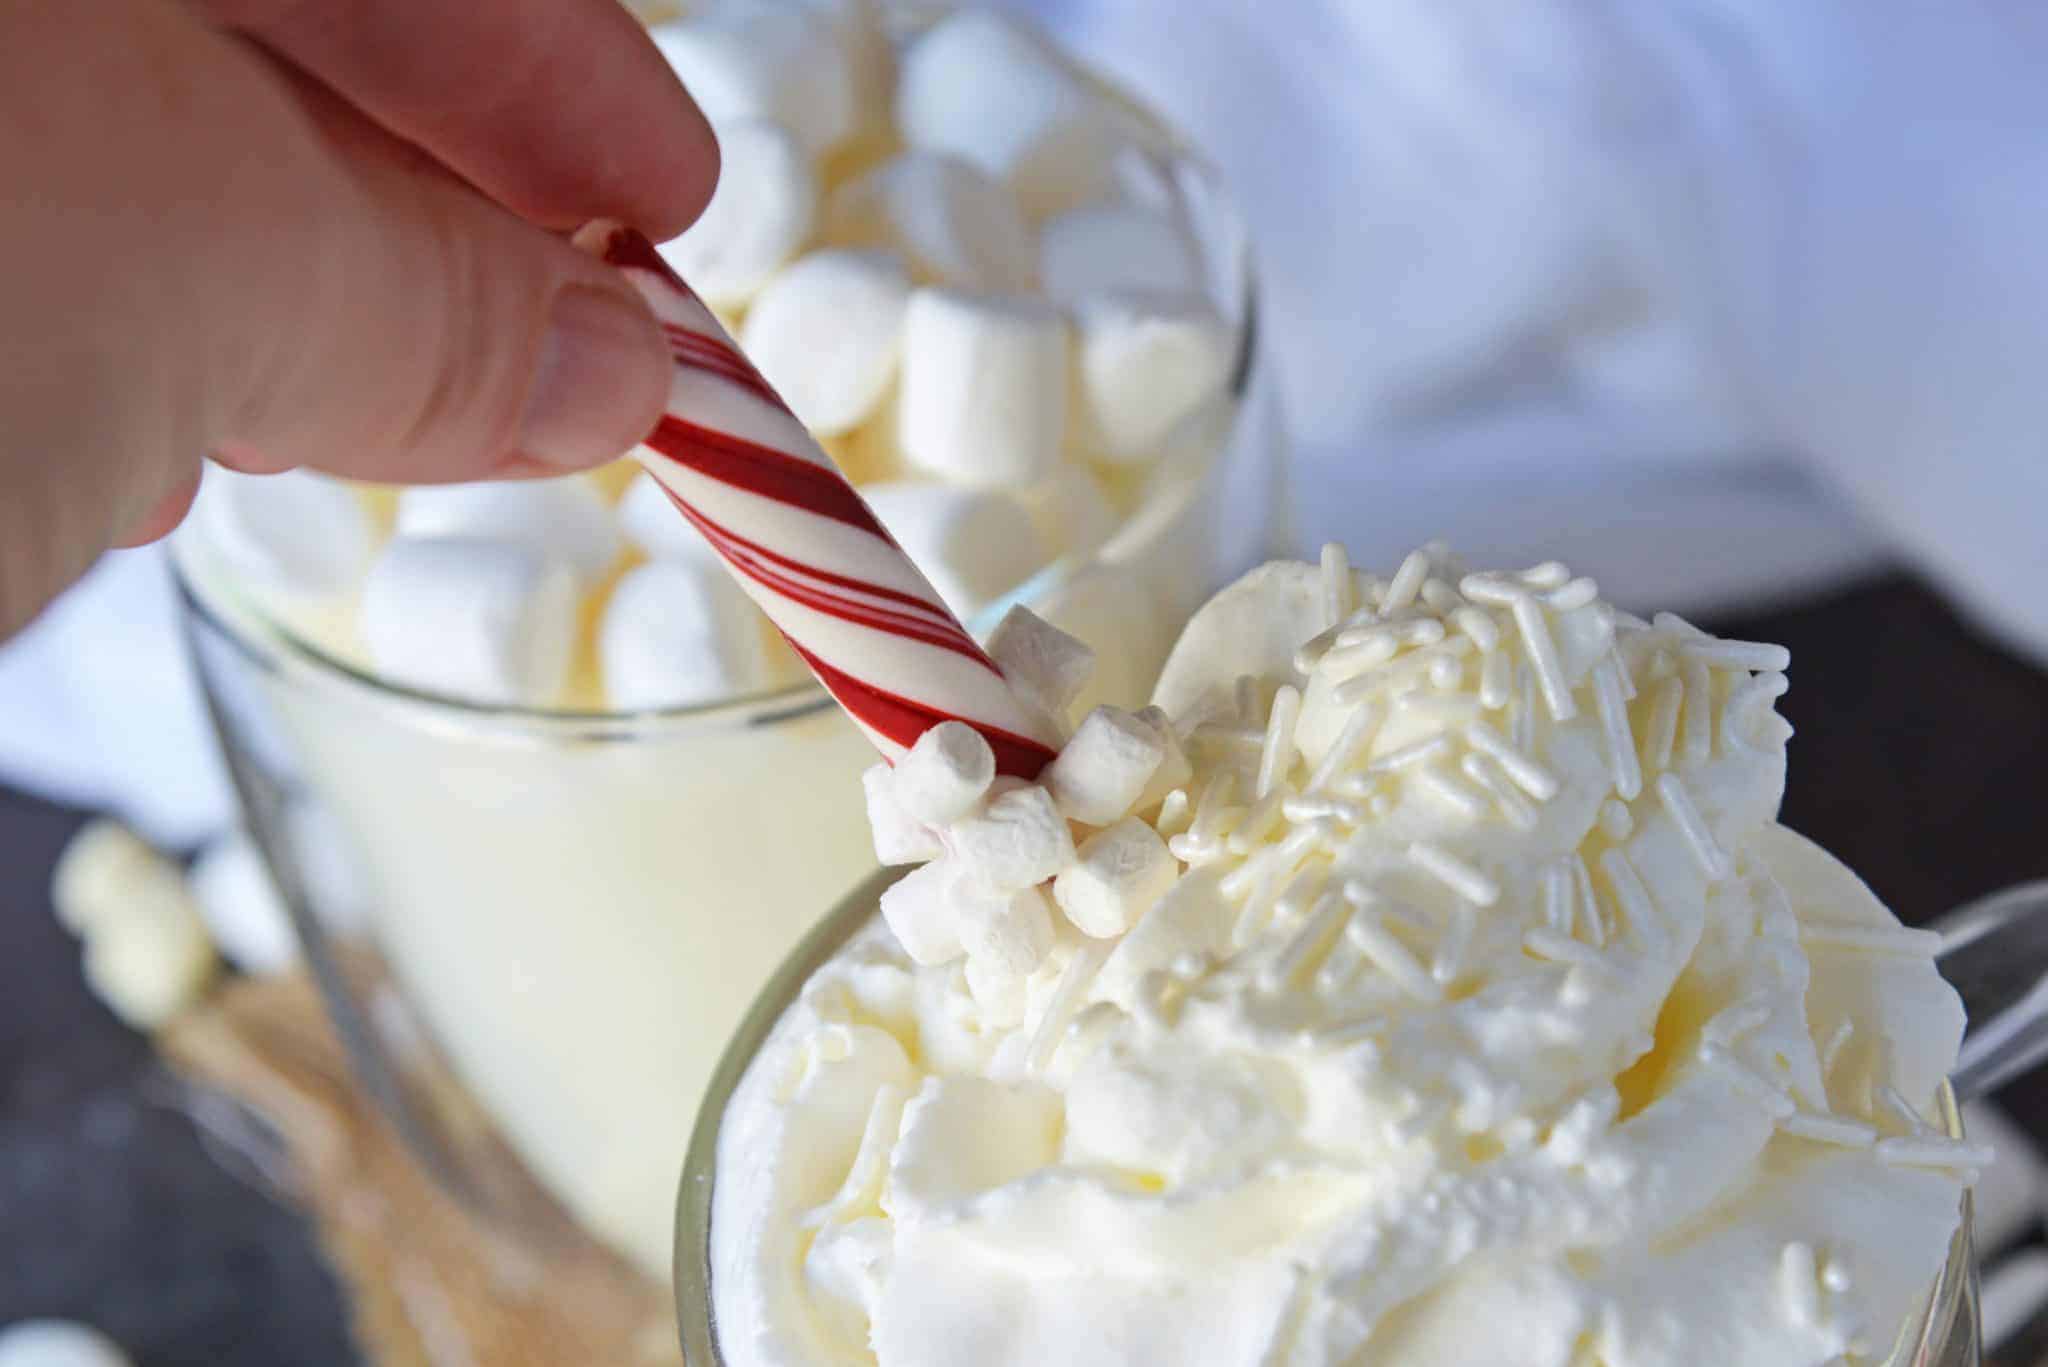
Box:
[169,135,1262,744]
[672,867,1982,1367]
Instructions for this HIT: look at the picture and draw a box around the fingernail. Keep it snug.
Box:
[518,285,667,468]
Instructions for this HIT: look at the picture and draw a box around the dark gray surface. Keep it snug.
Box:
[1,569,2046,1363]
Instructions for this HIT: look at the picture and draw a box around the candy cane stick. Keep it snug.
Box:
[575,222,1060,778]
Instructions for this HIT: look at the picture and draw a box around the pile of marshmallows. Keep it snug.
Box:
[180,4,1235,715]
[865,604,1187,1012]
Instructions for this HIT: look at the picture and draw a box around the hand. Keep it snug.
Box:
[0,0,717,638]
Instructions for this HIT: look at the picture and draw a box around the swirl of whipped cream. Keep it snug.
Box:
[712,547,1974,1367]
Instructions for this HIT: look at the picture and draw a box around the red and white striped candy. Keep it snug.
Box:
[576,222,1060,779]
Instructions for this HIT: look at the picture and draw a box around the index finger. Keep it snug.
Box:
[196,0,720,238]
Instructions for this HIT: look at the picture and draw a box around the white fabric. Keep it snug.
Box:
[4,0,2046,843]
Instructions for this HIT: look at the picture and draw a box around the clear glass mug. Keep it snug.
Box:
[673,876,2048,1366]
[173,78,1276,1289]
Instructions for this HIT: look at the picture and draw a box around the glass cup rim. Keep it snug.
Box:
[673,869,1980,1366]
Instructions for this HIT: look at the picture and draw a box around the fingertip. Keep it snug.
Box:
[114,473,203,548]
[641,90,722,239]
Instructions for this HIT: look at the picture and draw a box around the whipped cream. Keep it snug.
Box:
[710,547,1976,1367]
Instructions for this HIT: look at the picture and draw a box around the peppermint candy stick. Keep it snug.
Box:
[575,222,1060,778]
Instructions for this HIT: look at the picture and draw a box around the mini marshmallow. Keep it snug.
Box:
[863,762,942,865]
[396,478,620,590]
[963,954,1027,1028]
[1043,705,1166,825]
[1132,704,1193,810]
[894,9,1118,219]
[1017,462,1119,558]
[825,153,1036,293]
[957,881,1056,977]
[50,818,178,938]
[1074,292,1235,463]
[898,288,1067,488]
[879,859,966,965]
[1038,204,1203,307]
[1054,817,1178,938]
[360,537,578,707]
[950,783,1074,891]
[600,560,770,711]
[659,119,816,307]
[80,883,218,1031]
[860,482,1045,618]
[651,9,855,155]
[0,1321,133,1367]
[986,605,1095,717]
[894,721,996,826]
[185,467,372,601]
[740,249,910,435]
[188,832,299,976]
[617,471,719,567]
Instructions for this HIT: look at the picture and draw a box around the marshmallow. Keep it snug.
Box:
[740,249,910,435]
[950,782,1074,890]
[1037,564,1171,715]
[396,478,620,590]
[1043,705,1166,825]
[786,0,893,137]
[986,604,1095,718]
[879,859,965,965]
[1073,292,1235,463]
[80,881,218,1031]
[957,882,1056,977]
[659,119,816,308]
[0,1322,132,1367]
[859,483,1045,618]
[1017,461,1120,558]
[863,762,942,865]
[617,471,719,567]
[897,288,1067,487]
[360,537,578,707]
[189,832,299,976]
[1132,704,1193,810]
[825,153,1036,293]
[894,10,1119,219]
[185,467,372,602]
[1038,204,1203,307]
[963,953,1027,1027]
[1053,817,1179,939]
[600,560,771,711]
[894,721,996,826]
[50,818,178,938]
[650,9,854,155]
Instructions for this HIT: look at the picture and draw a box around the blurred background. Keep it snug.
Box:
[5,0,2048,1363]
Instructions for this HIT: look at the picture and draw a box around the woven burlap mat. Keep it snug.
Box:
[159,964,681,1367]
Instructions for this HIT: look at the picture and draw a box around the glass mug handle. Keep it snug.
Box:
[1935,880,2048,1102]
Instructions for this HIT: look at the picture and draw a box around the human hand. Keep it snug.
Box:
[0,0,718,638]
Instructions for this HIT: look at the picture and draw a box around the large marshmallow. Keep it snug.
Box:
[740,249,910,435]
[80,883,218,1031]
[950,782,1074,890]
[0,1321,133,1367]
[396,478,620,590]
[897,288,1067,488]
[879,859,965,965]
[893,721,996,826]
[1037,564,1171,714]
[825,153,1036,293]
[894,10,1119,219]
[986,605,1095,718]
[50,818,179,938]
[1017,461,1119,558]
[1038,203,1203,307]
[659,119,816,308]
[599,560,770,711]
[360,537,578,707]
[863,762,942,865]
[956,881,1055,977]
[617,471,719,567]
[859,482,1044,618]
[781,0,893,137]
[188,832,299,976]
[1073,292,1235,463]
[1043,705,1166,825]
[1053,816,1179,938]
[185,467,372,602]
[650,9,855,155]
